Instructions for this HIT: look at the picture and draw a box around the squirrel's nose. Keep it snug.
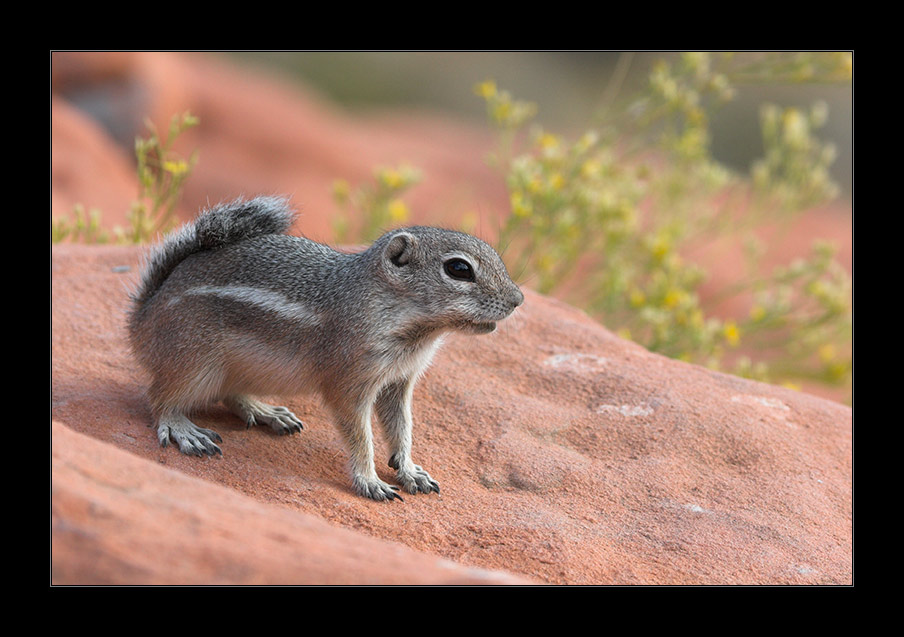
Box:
[511,287,525,308]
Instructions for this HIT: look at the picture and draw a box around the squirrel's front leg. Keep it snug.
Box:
[329,396,403,502]
[376,378,440,495]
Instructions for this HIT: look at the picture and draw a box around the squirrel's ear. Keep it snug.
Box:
[384,231,416,266]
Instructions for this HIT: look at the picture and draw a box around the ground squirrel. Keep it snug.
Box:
[128,196,524,501]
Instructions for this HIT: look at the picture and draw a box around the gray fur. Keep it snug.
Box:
[131,196,295,309]
[128,196,523,501]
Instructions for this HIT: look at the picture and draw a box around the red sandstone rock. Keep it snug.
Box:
[51,244,852,585]
[51,97,138,226]
[51,421,528,585]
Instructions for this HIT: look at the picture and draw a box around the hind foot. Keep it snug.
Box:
[225,395,304,435]
[157,412,222,457]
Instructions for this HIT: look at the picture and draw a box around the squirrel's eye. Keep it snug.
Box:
[444,258,475,282]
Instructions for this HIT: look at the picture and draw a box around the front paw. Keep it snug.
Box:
[353,475,404,502]
[397,464,440,495]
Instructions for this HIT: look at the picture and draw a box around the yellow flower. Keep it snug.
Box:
[163,159,189,176]
[492,100,513,123]
[581,159,601,179]
[387,199,409,223]
[807,280,826,298]
[649,236,671,260]
[474,80,497,99]
[818,343,836,363]
[663,288,684,309]
[510,191,532,217]
[722,320,741,347]
[749,304,766,322]
[548,173,565,191]
[538,133,559,150]
[617,327,632,341]
[782,108,808,148]
[380,169,404,189]
[629,288,646,307]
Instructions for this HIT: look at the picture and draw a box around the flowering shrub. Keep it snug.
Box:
[52,111,199,244]
[331,163,421,243]
[475,52,852,397]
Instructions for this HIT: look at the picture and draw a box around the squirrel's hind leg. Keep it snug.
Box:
[157,411,223,456]
[224,395,304,435]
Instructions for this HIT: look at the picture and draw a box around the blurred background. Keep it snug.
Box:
[225,52,852,196]
[51,51,852,403]
[52,52,852,208]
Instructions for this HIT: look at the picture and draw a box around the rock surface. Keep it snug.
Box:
[51,244,851,585]
[51,420,527,585]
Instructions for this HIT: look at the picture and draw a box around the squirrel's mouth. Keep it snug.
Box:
[464,320,497,334]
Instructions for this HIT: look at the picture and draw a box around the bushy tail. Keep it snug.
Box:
[131,196,296,309]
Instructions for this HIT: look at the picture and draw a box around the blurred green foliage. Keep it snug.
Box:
[52,111,199,244]
[332,163,422,243]
[51,203,107,244]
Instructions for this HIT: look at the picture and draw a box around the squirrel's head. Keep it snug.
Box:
[374,227,524,335]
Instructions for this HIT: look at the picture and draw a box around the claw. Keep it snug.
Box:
[201,428,223,443]
[227,398,304,436]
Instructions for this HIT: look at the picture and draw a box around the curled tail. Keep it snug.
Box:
[130,196,296,310]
